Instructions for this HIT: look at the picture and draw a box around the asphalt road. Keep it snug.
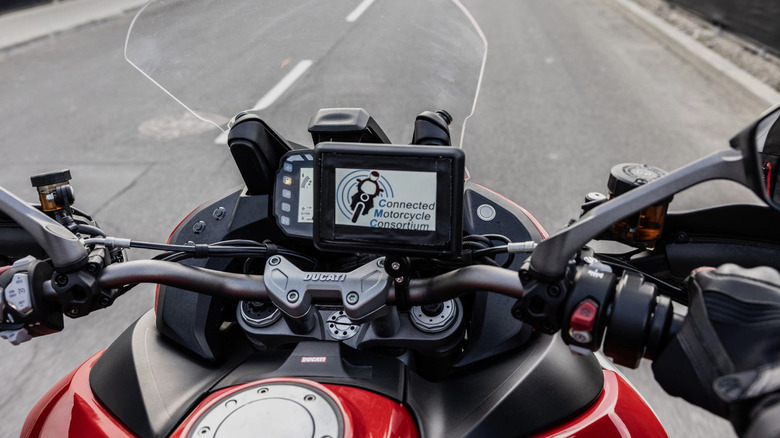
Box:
[0,0,770,436]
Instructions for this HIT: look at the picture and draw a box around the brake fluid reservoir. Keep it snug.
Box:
[607,163,671,245]
[30,170,72,212]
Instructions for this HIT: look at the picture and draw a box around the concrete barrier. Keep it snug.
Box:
[0,0,53,14]
[668,0,780,54]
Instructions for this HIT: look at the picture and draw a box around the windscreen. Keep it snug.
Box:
[125,0,487,148]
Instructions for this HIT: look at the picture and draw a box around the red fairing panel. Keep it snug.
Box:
[20,357,657,438]
[533,370,668,438]
[324,384,419,438]
[21,351,135,438]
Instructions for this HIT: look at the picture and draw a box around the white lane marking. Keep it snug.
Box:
[214,59,313,144]
[346,0,375,22]
[252,59,313,111]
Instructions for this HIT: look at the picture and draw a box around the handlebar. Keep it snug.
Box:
[98,260,270,301]
[5,254,677,367]
[97,259,524,305]
[404,264,523,304]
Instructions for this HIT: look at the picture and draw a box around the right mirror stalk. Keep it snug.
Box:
[731,105,780,212]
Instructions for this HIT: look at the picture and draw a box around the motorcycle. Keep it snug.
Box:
[2,0,780,437]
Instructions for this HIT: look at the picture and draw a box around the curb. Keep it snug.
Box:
[604,0,780,108]
[0,0,148,51]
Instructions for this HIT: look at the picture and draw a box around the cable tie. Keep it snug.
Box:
[194,244,210,258]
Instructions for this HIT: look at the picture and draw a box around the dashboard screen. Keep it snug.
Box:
[314,143,465,257]
[273,150,314,239]
[298,168,314,223]
[333,168,437,231]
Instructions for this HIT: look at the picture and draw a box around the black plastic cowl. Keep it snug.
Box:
[411,110,452,146]
[308,108,391,145]
[227,114,292,195]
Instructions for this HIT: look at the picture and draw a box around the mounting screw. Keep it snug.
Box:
[548,285,562,297]
[54,274,69,287]
[192,221,206,234]
[395,277,405,284]
[519,271,532,283]
[99,297,111,307]
[346,291,359,305]
[391,261,401,271]
[212,207,226,220]
[67,307,79,316]
[376,258,384,268]
[268,256,281,266]
[287,291,299,302]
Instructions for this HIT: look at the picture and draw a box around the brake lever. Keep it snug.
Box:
[0,186,87,271]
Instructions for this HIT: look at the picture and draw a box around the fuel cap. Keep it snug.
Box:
[186,380,346,438]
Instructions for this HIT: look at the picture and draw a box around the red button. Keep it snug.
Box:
[570,300,598,332]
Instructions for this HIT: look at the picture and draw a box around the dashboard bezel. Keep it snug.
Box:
[272,150,315,239]
[313,143,465,257]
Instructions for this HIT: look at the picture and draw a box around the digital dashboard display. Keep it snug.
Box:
[314,143,465,257]
[298,168,314,223]
[273,150,314,239]
[333,168,437,231]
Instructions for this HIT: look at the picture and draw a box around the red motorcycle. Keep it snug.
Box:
[3,0,780,437]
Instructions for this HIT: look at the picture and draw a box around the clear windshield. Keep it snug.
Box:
[125,0,487,147]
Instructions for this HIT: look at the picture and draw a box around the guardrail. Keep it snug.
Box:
[667,0,780,55]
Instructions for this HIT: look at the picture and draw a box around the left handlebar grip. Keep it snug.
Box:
[0,257,63,345]
[98,260,268,301]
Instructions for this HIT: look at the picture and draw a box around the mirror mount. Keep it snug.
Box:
[0,186,87,272]
[528,148,748,280]
[729,104,780,211]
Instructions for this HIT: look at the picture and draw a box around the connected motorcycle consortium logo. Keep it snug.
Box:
[336,170,394,223]
[335,169,437,231]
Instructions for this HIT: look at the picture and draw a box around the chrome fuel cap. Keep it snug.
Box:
[187,381,344,438]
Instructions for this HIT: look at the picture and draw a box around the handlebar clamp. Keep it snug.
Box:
[263,256,393,334]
